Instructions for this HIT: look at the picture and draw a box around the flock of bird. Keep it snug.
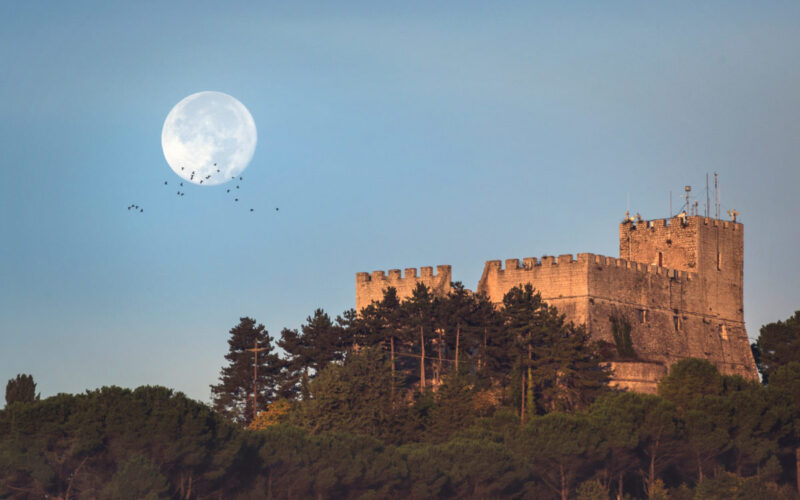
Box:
[127,162,280,215]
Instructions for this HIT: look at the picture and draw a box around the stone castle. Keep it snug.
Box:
[356,214,759,393]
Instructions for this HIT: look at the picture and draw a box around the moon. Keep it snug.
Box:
[161,91,257,186]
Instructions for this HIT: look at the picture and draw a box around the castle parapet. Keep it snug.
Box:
[355,264,452,313]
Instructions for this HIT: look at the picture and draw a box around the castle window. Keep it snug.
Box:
[673,315,681,331]
[720,324,728,340]
[717,251,722,270]
[638,309,648,324]
[658,252,663,267]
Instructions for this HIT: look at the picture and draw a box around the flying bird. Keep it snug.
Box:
[235,198,238,202]
[226,189,230,193]
[164,181,168,185]
[250,208,254,212]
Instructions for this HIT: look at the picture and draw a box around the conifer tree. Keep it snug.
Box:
[211,317,281,426]
[404,283,435,391]
[4,374,39,406]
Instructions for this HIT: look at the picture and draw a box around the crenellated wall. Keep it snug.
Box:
[356,265,452,312]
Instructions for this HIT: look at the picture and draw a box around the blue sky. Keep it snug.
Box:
[2,1,799,402]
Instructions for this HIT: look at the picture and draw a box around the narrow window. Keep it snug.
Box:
[717,251,722,270]
[720,324,728,340]
[673,315,681,331]
[638,309,648,324]
[658,252,663,267]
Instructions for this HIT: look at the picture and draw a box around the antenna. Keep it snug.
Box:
[246,338,269,422]
[706,173,710,218]
[684,185,691,213]
[714,172,719,219]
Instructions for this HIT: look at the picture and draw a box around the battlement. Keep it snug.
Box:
[355,264,452,312]
[483,253,695,281]
[623,215,741,232]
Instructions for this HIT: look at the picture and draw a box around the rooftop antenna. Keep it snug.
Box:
[705,173,710,218]
[669,191,672,219]
[684,185,691,213]
[714,172,719,219]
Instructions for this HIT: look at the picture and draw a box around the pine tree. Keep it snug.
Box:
[5,374,39,406]
[404,283,435,391]
[210,317,282,426]
[501,284,608,418]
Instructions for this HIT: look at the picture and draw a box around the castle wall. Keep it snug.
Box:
[476,251,758,381]
[355,265,452,312]
[476,254,591,326]
[354,214,758,392]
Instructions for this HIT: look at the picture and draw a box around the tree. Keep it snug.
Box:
[404,283,436,391]
[517,412,603,500]
[589,391,681,499]
[765,362,800,494]
[752,311,800,384]
[289,347,402,441]
[501,284,608,419]
[102,455,171,499]
[5,374,39,406]
[211,317,282,426]
[657,358,724,411]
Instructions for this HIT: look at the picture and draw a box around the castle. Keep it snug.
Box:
[356,214,759,393]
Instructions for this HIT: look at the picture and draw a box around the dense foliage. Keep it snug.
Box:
[4,374,39,406]
[4,299,800,498]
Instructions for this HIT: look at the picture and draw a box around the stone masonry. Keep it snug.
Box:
[355,215,759,393]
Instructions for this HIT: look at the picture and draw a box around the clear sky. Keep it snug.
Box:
[2,1,799,403]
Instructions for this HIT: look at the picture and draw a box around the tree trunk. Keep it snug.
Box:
[618,472,623,500]
[527,346,534,414]
[390,336,395,402]
[698,453,703,484]
[438,328,443,385]
[648,453,656,499]
[520,367,526,425]
[419,326,426,390]
[560,463,568,500]
[455,323,460,374]
[795,447,800,496]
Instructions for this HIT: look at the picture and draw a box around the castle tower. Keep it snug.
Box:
[619,215,744,326]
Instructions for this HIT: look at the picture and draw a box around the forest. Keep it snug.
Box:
[2,283,800,499]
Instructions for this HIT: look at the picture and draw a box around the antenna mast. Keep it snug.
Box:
[714,172,719,219]
[706,173,710,217]
[246,338,268,422]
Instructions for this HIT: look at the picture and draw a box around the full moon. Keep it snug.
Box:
[161,91,257,186]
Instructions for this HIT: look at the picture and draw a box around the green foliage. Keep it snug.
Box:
[288,347,403,442]
[515,412,604,499]
[693,471,795,500]
[575,479,607,500]
[658,358,724,410]
[502,284,609,416]
[102,455,170,499]
[610,313,636,359]
[752,311,800,384]
[5,373,39,406]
